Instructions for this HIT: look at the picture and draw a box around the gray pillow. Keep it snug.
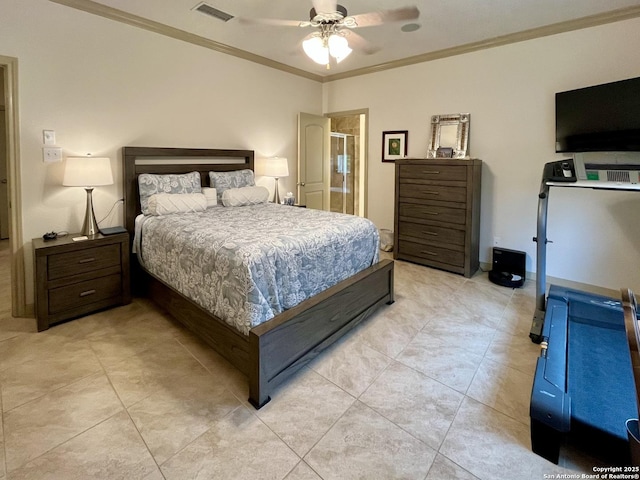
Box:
[209,169,255,205]
[138,171,201,215]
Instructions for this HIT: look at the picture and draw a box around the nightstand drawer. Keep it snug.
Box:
[48,273,122,314]
[48,244,121,280]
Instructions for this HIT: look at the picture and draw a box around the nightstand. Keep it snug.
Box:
[33,232,131,331]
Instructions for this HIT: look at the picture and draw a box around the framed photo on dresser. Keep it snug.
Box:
[382,130,408,162]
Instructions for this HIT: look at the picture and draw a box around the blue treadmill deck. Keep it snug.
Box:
[530,285,637,464]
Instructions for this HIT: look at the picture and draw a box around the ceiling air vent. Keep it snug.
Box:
[193,2,234,22]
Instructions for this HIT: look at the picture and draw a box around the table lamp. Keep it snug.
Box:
[63,156,114,236]
[256,157,289,204]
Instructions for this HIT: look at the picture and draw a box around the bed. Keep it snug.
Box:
[122,146,395,408]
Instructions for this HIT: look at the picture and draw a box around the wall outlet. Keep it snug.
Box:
[43,147,62,163]
[493,236,501,246]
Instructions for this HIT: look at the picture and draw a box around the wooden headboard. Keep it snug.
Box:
[122,146,254,235]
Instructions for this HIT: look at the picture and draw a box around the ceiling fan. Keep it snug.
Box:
[238,0,420,69]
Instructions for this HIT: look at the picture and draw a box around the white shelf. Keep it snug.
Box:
[546,180,640,191]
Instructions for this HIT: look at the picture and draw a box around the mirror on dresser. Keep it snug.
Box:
[427,113,470,159]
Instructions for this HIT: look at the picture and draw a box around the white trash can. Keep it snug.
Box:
[379,229,394,252]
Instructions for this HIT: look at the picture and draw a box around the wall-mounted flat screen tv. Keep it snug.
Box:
[555,76,640,153]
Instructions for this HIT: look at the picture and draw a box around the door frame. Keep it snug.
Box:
[325,108,369,218]
[1,56,27,317]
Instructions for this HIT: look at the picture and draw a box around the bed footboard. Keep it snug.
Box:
[248,259,394,408]
[141,259,394,409]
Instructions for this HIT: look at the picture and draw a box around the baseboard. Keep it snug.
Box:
[23,303,35,318]
[479,262,618,298]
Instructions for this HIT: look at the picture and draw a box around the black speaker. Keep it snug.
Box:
[489,247,526,288]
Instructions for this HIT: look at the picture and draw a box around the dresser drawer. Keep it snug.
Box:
[399,164,467,182]
[48,273,122,314]
[398,203,466,225]
[398,222,465,246]
[48,244,121,280]
[398,183,466,203]
[397,240,465,267]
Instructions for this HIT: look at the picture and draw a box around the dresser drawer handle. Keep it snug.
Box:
[425,211,439,216]
[421,250,438,256]
[425,231,438,236]
[78,258,96,264]
[425,191,440,195]
[421,170,440,174]
[79,289,96,297]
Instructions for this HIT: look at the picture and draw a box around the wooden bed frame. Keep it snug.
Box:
[122,146,395,408]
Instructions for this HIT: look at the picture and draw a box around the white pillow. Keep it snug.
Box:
[201,187,218,208]
[222,186,269,207]
[146,193,207,215]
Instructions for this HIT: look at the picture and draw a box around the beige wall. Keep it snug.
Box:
[0,0,322,303]
[2,0,640,302]
[324,18,640,292]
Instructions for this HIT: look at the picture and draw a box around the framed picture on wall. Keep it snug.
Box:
[382,130,408,162]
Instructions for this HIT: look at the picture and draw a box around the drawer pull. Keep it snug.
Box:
[425,211,439,216]
[421,250,438,256]
[425,191,440,195]
[79,289,96,297]
[421,170,440,174]
[78,258,96,264]
[425,231,438,236]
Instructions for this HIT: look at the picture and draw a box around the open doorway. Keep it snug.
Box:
[328,110,367,218]
[1,56,27,318]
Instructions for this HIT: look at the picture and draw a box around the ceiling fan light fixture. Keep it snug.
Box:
[303,36,329,65]
[328,34,352,62]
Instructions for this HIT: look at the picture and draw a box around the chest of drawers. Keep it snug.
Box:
[33,232,131,331]
[394,158,482,277]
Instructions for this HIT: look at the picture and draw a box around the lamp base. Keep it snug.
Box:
[274,177,281,204]
[82,187,100,236]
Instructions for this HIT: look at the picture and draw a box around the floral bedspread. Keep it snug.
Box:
[136,203,380,335]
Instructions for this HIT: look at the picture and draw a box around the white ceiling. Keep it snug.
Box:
[59,0,640,80]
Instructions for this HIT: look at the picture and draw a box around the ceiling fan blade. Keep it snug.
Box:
[311,0,338,15]
[348,6,419,28]
[343,30,380,55]
[236,17,304,28]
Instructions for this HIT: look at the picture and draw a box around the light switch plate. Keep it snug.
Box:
[43,130,55,145]
[43,147,62,163]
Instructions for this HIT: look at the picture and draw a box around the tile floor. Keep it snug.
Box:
[0,243,603,479]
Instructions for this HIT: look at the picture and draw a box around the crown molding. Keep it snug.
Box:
[48,0,324,82]
[49,1,640,84]
[322,5,640,82]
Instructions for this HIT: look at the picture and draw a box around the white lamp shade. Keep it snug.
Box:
[63,157,114,187]
[328,34,352,63]
[256,157,289,178]
[303,36,329,65]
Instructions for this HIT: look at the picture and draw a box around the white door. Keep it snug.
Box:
[298,112,330,210]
